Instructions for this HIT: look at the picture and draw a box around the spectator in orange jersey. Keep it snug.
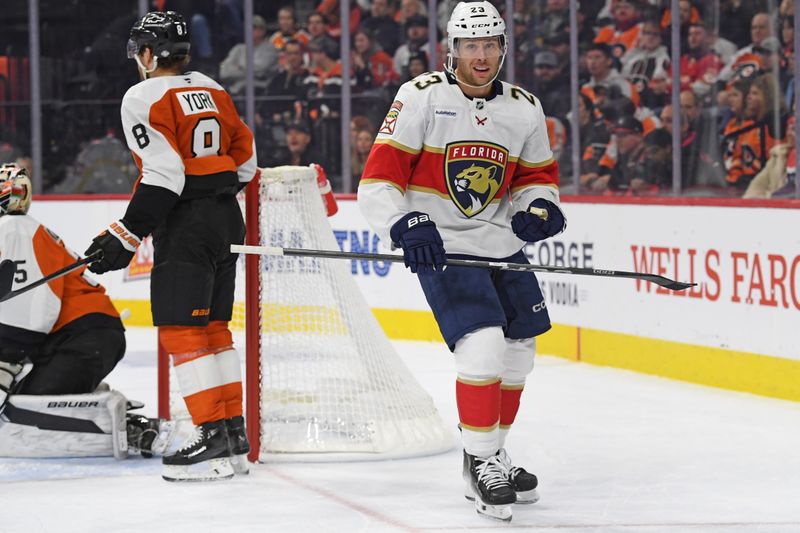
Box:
[351,29,399,91]
[269,6,311,51]
[721,79,755,186]
[594,0,643,61]
[744,114,797,198]
[726,73,788,190]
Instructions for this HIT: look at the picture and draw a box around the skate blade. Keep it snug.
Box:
[515,488,540,505]
[231,453,250,475]
[162,458,234,482]
[474,498,512,522]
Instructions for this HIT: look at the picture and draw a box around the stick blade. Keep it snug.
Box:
[644,273,696,291]
[663,281,697,291]
[0,259,15,299]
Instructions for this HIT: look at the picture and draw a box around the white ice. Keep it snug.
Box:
[3,327,800,533]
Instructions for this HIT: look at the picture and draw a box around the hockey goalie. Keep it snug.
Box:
[0,163,170,460]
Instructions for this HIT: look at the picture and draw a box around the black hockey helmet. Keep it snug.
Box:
[127,11,190,60]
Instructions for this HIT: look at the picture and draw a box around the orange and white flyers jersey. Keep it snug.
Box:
[0,214,118,335]
[121,71,257,196]
[358,71,561,258]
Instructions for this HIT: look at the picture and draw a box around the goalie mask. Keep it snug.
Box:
[0,163,32,216]
[445,1,508,88]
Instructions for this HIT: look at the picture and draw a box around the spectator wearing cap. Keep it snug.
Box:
[352,29,399,91]
[590,115,646,194]
[219,15,280,95]
[393,15,435,82]
[271,121,325,169]
[594,0,643,61]
[581,43,641,108]
[530,51,571,120]
[620,19,670,109]
[270,7,311,51]
[359,0,402,56]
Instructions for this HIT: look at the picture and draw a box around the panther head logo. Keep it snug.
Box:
[453,164,502,214]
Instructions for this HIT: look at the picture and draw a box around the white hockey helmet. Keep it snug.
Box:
[0,163,32,216]
[445,1,508,84]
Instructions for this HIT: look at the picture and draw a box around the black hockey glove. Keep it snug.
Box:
[390,211,447,274]
[85,220,142,274]
[511,199,565,243]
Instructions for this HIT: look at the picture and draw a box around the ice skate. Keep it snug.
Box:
[463,451,516,522]
[162,420,233,482]
[225,415,251,475]
[497,448,540,504]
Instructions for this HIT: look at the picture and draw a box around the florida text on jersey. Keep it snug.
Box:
[359,71,560,258]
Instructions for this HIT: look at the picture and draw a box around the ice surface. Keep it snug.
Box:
[3,327,799,532]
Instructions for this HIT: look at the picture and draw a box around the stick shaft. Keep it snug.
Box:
[230,245,694,290]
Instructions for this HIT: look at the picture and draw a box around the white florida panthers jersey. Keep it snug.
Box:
[357,71,563,258]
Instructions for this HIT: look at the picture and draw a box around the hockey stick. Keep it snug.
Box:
[231,245,695,291]
[0,250,103,303]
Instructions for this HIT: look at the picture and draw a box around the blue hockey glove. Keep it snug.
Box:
[390,212,446,273]
[85,220,141,274]
[511,199,565,243]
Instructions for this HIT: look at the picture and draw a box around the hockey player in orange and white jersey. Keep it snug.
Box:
[84,11,258,481]
[358,1,566,522]
[0,163,167,459]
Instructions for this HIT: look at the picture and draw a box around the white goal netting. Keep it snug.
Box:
[167,166,452,461]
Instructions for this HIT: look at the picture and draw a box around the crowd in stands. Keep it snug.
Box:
[0,0,796,197]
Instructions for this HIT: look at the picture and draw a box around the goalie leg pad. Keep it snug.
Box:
[0,390,128,459]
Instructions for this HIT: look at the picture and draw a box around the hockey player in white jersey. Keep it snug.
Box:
[358,1,566,522]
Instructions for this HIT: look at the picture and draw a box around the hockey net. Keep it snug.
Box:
[159,165,452,462]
